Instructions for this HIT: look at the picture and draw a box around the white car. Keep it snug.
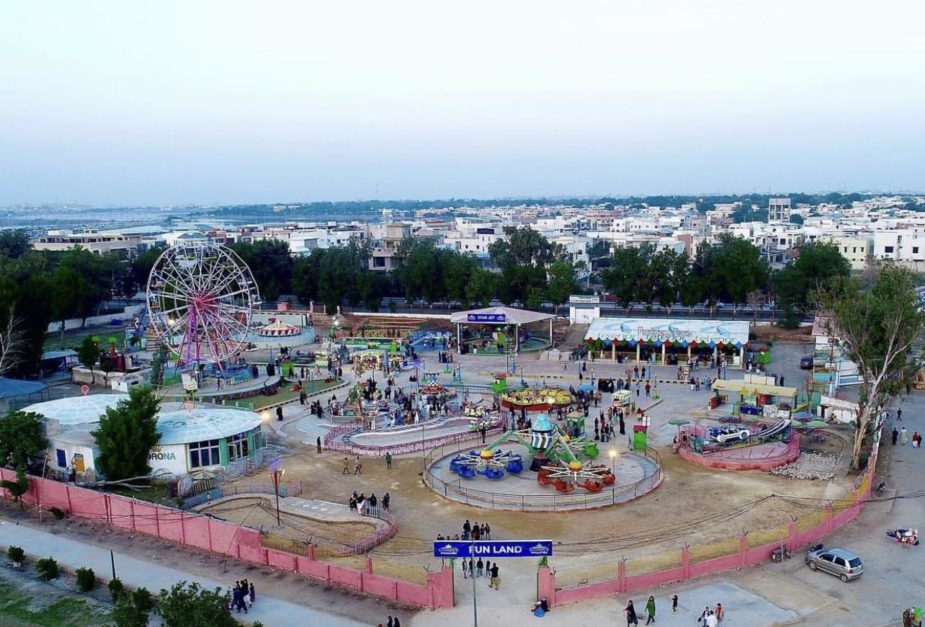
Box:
[714,427,750,443]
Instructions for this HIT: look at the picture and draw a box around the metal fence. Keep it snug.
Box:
[423,440,663,511]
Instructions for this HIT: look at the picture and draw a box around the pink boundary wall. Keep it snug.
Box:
[538,442,878,607]
[0,470,453,610]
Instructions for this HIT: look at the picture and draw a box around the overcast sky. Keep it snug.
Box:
[1,1,923,206]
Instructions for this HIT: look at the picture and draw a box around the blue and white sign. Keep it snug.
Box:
[433,540,553,558]
[466,313,507,323]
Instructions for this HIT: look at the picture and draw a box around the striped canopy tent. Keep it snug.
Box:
[584,318,750,366]
[257,320,302,337]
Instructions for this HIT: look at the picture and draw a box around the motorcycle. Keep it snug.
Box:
[885,529,920,545]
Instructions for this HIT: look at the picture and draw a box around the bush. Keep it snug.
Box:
[7,546,25,566]
[76,567,96,592]
[49,507,66,520]
[109,577,126,602]
[132,587,155,613]
[112,599,150,627]
[36,557,59,581]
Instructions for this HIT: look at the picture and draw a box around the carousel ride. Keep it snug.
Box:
[449,414,612,492]
[500,387,573,412]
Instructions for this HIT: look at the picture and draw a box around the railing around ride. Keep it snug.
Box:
[323,421,505,457]
[423,440,663,511]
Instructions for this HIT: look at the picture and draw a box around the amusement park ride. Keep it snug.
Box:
[449,414,613,493]
[146,241,261,372]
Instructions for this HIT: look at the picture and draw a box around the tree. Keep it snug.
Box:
[488,226,557,269]
[817,263,925,470]
[50,265,88,344]
[0,411,48,467]
[0,230,30,259]
[156,581,236,627]
[546,262,576,313]
[127,245,166,297]
[91,386,161,480]
[701,235,769,311]
[773,242,851,314]
[0,465,29,504]
[0,304,26,376]
[466,269,495,307]
[601,245,652,309]
[77,336,100,385]
[230,240,293,301]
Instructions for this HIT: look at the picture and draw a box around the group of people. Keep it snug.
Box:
[458,557,501,588]
[623,595,723,626]
[892,426,923,447]
[462,519,491,540]
[348,490,389,516]
[228,580,255,614]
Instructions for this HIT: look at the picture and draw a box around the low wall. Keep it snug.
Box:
[539,431,878,607]
[0,470,452,609]
[677,434,801,471]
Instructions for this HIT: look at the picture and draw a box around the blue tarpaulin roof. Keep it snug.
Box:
[0,377,48,399]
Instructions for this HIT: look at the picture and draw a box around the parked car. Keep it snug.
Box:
[799,355,813,369]
[805,546,864,582]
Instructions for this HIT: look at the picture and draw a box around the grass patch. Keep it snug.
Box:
[0,583,111,626]
[109,483,174,505]
[249,378,343,410]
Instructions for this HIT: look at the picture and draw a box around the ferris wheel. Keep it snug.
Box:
[146,240,260,369]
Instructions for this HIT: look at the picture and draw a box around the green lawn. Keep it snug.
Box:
[248,377,343,410]
[43,328,126,352]
[0,583,111,627]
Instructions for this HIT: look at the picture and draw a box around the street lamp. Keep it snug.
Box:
[270,458,285,526]
[609,449,617,474]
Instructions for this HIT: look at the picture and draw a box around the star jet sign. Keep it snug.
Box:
[432,540,554,558]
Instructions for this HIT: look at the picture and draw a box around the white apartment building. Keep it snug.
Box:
[768,198,792,222]
[820,236,872,271]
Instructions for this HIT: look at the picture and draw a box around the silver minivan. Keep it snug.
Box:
[805,546,864,582]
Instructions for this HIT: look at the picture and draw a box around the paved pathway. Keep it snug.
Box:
[0,521,366,627]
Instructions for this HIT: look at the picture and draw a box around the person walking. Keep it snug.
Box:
[714,602,725,623]
[489,563,500,589]
[248,582,256,605]
[897,407,903,421]
[893,428,899,446]
[484,523,491,539]
[342,457,350,474]
[316,436,322,453]
[276,406,283,421]
[382,492,390,510]
[461,558,468,579]
[624,599,639,626]
[354,455,363,474]
[467,558,474,578]
[484,560,491,578]
[385,452,393,469]
[645,596,656,624]
[704,610,718,627]
[671,594,678,613]
[476,558,484,578]
[901,426,909,445]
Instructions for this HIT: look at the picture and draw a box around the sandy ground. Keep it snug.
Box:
[234,339,854,588]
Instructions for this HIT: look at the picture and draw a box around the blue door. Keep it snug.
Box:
[56,449,66,468]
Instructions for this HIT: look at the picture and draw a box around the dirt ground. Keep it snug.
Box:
[240,425,852,586]
[200,497,377,549]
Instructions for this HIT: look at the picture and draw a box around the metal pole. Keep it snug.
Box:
[471,541,478,627]
[110,550,116,580]
[273,471,281,526]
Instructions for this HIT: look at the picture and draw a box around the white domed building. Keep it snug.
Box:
[21,395,267,480]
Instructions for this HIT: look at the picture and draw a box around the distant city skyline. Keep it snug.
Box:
[1,1,923,206]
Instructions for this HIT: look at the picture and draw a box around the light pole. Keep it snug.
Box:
[270,459,285,526]
[609,449,617,474]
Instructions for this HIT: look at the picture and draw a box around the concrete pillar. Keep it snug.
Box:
[661,343,666,365]
[611,342,616,362]
[456,324,461,355]
[635,343,641,365]
[739,346,745,367]
[687,345,692,363]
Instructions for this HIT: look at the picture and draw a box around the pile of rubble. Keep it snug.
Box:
[771,452,842,481]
